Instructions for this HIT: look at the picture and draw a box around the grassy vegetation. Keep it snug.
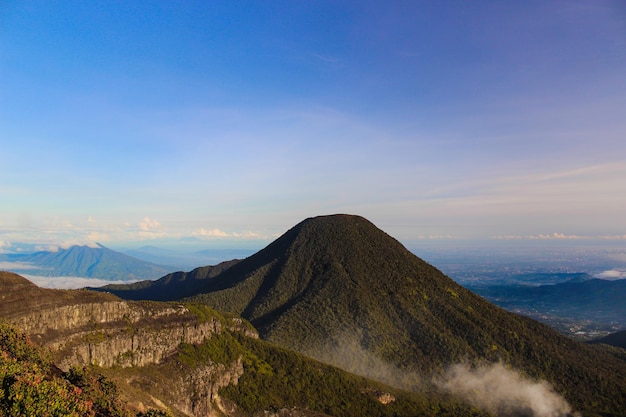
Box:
[182,302,227,325]
[178,331,244,368]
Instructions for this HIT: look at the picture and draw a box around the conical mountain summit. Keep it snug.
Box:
[190,214,489,367]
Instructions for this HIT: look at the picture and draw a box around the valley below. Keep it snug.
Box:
[417,243,626,340]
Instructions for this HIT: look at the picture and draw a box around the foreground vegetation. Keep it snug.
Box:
[0,321,169,417]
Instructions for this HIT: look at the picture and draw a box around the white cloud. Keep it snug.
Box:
[593,269,626,280]
[137,217,165,239]
[193,227,229,237]
[139,217,161,231]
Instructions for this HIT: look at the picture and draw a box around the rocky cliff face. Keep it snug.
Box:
[6,295,256,371]
[168,359,244,417]
[0,272,258,417]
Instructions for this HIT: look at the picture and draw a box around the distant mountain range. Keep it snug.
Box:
[95,214,626,415]
[0,243,174,281]
[468,278,626,337]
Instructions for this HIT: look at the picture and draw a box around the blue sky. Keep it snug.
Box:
[1,1,626,250]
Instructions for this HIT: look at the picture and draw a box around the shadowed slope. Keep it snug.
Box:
[93,259,240,301]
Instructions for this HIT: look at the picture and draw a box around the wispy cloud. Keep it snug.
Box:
[309,52,344,70]
[139,217,161,231]
[192,227,273,240]
[492,233,626,241]
[0,241,12,253]
[0,261,40,271]
[413,234,462,240]
[493,233,581,240]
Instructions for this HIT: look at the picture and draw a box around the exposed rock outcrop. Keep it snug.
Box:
[56,314,223,370]
[1,273,257,371]
[177,359,245,417]
[0,272,259,417]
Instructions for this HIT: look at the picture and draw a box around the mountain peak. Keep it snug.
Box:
[292,213,381,234]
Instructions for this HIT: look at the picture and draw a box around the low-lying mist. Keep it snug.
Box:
[22,274,140,289]
[435,362,577,417]
[305,335,422,390]
[309,335,577,417]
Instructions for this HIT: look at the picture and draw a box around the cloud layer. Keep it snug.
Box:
[22,275,139,290]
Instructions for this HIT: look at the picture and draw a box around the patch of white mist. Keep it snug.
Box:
[435,362,578,417]
[304,333,421,390]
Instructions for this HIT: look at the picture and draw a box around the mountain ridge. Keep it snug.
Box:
[94,259,242,300]
[469,278,626,336]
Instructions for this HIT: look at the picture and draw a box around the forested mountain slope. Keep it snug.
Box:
[180,214,626,416]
